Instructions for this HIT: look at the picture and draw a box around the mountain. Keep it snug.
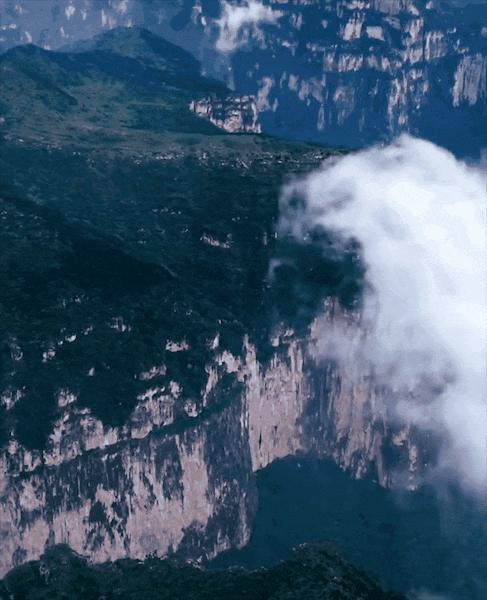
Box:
[1,0,487,154]
[0,27,373,579]
[0,25,260,145]
[0,24,483,600]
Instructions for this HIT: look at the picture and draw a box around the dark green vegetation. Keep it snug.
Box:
[213,457,487,600]
[0,543,404,600]
[0,28,361,450]
[0,27,226,144]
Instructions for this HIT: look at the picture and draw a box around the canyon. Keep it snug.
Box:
[0,6,482,595]
[1,0,487,153]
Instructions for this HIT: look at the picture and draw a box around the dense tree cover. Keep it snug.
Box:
[0,544,404,600]
[0,28,362,451]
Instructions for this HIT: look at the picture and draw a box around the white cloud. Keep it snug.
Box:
[278,136,487,495]
[216,0,282,53]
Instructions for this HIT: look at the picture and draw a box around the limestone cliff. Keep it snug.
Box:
[0,304,419,577]
[190,96,261,134]
[223,0,487,153]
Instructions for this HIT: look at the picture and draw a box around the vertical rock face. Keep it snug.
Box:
[452,54,487,107]
[0,395,256,576]
[0,305,420,577]
[222,0,487,154]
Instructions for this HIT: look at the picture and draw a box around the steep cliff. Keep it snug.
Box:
[0,144,420,577]
[222,0,487,154]
[0,27,423,577]
[0,306,419,576]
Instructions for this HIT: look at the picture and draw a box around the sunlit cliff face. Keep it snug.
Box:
[279,135,487,495]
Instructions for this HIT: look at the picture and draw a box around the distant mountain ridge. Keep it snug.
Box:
[1,0,487,154]
[0,26,260,146]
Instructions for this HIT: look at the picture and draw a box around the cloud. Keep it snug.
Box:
[216,0,282,53]
[278,136,487,494]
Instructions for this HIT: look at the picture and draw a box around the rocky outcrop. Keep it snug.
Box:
[0,301,419,577]
[452,54,487,108]
[189,95,261,134]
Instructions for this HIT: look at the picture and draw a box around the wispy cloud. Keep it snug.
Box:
[216,0,282,53]
[278,136,487,495]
